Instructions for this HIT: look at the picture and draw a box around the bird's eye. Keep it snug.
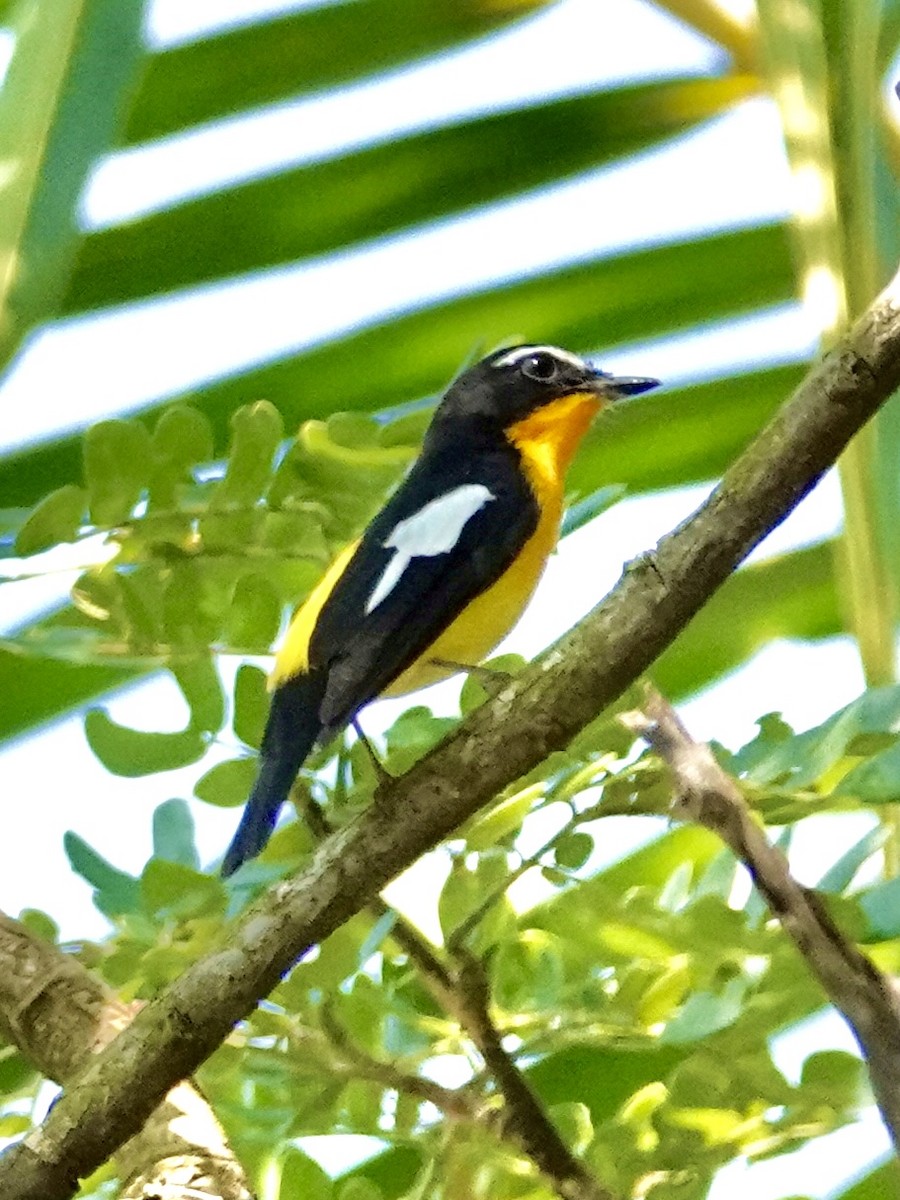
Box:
[520,352,559,382]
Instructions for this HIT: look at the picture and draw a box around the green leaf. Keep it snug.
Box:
[14,484,86,555]
[337,1180,384,1200]
[282,915,372,996]
[357,908,397,968]
[816,826,887,892]
[0,0,144,368]
[149,405,215,509]
[233,664,270,750]
[383,706,457,773]
[799,1050,867,1109]
[163,563,226,649]
[63,830,139,917]
[194,756,256,808]
[744,685,900,790]
[437,853,513,949]
[17,908,59,944]
[492,928,565,1011]
[660,977,749,1044]
[560,484,625,537]
[84,418,153,526]
[68,75,753,309]
[225,574,282,651]
[335,1149,420,1200]
[0,1048,38,1096]
[171,655,226,733]
[0,1115,30,1137]
[116,571,163,647]
[84,708,206,777]
[336,974,385,1057]
[152,799,199,869]
[528,1043,688,1126]
[152,405,214,471]
[463,783,544,850]
[124,0,549,144]
[260,509,330,558]
[832,1160,897,1200]
[637,959,693,1028]
[209,401,283,514]
[836,737,900,803]
[553,831,594,871]
[855,874,900,941]
[275,1143,333,1200]
[140,858,226,920]
[550,1101,594,1156]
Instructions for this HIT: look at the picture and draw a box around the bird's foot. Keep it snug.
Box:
[351,717,395,795]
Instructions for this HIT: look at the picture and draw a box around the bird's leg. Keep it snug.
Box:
[351,717,394,791]
[429,657,516,697]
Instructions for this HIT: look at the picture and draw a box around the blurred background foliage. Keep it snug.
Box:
[0,0,899,1197]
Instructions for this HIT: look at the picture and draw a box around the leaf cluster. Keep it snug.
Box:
[4,680,899,1196]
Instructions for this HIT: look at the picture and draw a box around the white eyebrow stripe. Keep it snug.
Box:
[493,344,587,371]
[365,483,495,615]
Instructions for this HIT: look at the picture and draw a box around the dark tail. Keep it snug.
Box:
[221,671,326,877]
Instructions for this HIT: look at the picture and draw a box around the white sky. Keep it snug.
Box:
[0,0,894,1193]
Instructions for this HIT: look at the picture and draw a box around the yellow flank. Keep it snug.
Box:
[383,390,602,696]
[270,540,359,688]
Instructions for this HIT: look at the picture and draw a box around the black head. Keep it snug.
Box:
[432,344,659,431]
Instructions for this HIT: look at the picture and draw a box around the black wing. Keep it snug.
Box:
[309,441,538,733]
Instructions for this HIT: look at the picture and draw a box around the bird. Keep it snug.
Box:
[221,344,658,876]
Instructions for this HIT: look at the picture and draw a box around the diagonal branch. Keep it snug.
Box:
[321,795,606,1198]
[0,912,251,1199]
[454,948,612,1200]
[1,267,899,1200]
[626,688,900,1152]
[376,901,611,1200]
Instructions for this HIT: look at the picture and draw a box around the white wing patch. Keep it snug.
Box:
[365,483,495,615]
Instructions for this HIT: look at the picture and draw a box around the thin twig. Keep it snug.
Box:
[321,784,607,1200]
[373,900,610,1199]
[453,949,613,1200]
[626,688,900,1152]
[313,1003,478,1122]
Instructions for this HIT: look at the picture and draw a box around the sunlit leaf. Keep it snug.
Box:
[69,76,754,309]
[84,707,206,776]
[124,0,551,143]
[14,484,86,555]
[194,756,256,808]
[84,418,153,526]
[152,798,199,869]
[63,830,139,917]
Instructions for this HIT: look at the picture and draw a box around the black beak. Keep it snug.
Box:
[604,374,660,398]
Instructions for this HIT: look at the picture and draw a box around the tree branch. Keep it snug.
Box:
[329,786,606,1199]
[0,912,251,1200]
[314,1000,479,1122]
[625,688,900,1153]
[375,901,610,1200]
[2,267,899,1199]
[455,949,612,1200]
